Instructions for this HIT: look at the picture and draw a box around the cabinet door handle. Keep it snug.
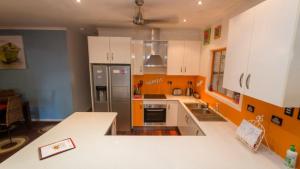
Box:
[246,74,251,89]
[185,67,187,73]
[196,130,199,135]
[181,67,183,72]
[185,115,190,123]
[184,114,188,123]
[239,73,244,88]
[167,104,170,110]
[106,53,109,60]
[140,66,142,72]
[111,53,114,61]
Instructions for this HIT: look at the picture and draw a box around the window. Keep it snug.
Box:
[210,48,240,103]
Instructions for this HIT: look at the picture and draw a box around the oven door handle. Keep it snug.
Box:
[145,109,165,112]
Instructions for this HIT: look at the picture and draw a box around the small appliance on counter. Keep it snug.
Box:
[172,88,183,96]
[185,81,194,96]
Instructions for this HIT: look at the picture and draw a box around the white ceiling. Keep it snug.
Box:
[0,0,264,29]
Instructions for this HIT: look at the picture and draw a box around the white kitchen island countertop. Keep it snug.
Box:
[1,99,285,169]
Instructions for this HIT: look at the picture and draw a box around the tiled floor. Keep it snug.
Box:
[118,127,181,136]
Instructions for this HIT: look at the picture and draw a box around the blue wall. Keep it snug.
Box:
[0,30,73,120]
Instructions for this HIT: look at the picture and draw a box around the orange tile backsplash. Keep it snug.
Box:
[195,76,300,166]
[133,75,198,95]
[133,75,300,166]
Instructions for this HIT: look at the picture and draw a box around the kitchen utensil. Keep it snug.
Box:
[172,88,182,96]
[185,81,194,96]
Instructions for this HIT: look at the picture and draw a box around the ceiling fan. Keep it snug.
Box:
[132,0,178,26]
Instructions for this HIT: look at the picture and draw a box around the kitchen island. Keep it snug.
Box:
[1,99,285,169]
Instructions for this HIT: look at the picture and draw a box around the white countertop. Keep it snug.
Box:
[1,97,285,169]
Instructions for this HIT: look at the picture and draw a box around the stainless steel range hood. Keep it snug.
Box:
[144,29,168,68]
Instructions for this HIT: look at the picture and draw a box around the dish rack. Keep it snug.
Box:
[236,115,270,152]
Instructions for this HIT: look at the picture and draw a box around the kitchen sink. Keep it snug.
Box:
[184,103,226,122]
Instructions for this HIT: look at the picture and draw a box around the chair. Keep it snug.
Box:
[0,91,24,149]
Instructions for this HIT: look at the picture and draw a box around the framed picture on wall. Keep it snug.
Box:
[0,36,26,69]
[203,28,211,45]
[214,25,222,39]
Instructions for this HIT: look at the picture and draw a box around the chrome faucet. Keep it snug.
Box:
[202,102,209,110]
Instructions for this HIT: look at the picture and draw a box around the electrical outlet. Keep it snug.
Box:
[247,105,255,113]
[271,115,283,126]
[284,108,294,117]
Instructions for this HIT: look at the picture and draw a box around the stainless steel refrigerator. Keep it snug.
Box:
[91,64,131,132]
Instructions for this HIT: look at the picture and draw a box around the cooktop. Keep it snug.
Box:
[144,94,166,99]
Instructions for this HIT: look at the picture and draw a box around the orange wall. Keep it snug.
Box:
[195,76,300,166]
[133,75,197,95]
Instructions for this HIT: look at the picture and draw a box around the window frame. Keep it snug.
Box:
[210,48,236,102]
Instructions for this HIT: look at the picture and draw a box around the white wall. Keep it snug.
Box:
[97,27,202,41]
[199,19,229,77]
[67,28,91,112]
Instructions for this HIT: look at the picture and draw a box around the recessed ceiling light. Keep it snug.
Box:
[198,1,202,5]
[183,19,187,23]
[76,0,81,3]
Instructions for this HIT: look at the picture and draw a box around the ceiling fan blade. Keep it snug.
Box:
[144,16,179,24]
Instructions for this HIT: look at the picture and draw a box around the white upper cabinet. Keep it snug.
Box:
[88,36,110,63]
[224,0,300,107]
[167,41,185,75]
[110,37,131,64]
[223,8,255,93]
[245,0,299,106]
[167,40,201,75]
[88,36,131,64]
[184,41,201,75]
[132,40,144,75]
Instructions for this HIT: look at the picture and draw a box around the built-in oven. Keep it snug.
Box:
[144,103,167,126]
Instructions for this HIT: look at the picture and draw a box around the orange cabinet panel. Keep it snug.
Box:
[132,100,143,126]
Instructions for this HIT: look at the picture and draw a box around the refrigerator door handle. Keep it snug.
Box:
[108,66,113,112]
[106,66,110,111]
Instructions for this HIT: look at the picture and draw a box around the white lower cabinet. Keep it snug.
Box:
[177,104,204,136]
[166,101,178,126]
[177,104,189,135]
